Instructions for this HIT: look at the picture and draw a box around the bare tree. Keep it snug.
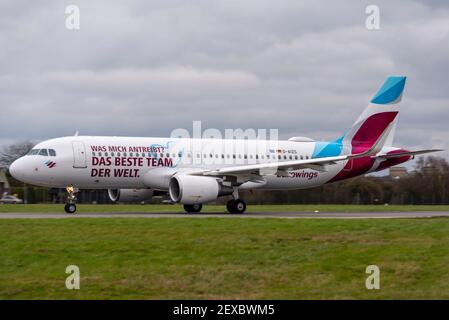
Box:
[0,141,35,167]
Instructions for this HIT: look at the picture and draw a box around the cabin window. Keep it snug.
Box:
[278,155,281,160]
[289,155,292,160]
[305,155,309,159]
[111,152,115,157]
[92,152,96,156]
[295,155,298,160]
[178,152,183,157]
[117,152,121,157]
[105,152,109,157]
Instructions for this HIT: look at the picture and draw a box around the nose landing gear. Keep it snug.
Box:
[64,203,77,214]
[64,185,77,214]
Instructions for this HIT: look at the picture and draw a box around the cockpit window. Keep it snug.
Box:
[27,148,56,156]
[28,149,40,155]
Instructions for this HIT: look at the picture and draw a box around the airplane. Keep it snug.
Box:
[8,76,442,214]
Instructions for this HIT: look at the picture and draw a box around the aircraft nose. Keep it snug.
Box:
[9,157,25,181]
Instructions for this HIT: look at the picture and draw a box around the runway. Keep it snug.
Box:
[1,211,449,219]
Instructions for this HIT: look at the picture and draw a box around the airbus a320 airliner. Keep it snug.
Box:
[9,76,441,213]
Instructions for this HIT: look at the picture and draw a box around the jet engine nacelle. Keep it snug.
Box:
[108,188,154,203]
[169,175,233,204]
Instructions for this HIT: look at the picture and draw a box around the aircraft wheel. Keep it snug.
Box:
[64,203,77,214]
[184,204,202,213]
[226,200,235,213]
[227,199,246,214]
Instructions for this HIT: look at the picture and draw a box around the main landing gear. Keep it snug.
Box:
[226,188,246,214]
[226,199,246,214]
[182,200,247,214]
[183,204,203,213]
[182,190,247,214]
[64,185,77,214]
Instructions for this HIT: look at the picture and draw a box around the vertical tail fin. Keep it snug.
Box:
[343,76,406,153]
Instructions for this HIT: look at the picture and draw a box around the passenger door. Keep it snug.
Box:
[72,141,87,168]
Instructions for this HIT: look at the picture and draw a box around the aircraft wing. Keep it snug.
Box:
[200,155,345,176]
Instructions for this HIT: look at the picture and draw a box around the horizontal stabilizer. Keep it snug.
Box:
[376,149,444,159]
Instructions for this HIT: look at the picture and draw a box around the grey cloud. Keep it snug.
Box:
[0,0,448,160]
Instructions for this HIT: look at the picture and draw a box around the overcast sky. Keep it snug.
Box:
[1,0,448,160]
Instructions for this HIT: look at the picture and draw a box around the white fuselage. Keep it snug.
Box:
[10,136,350,191]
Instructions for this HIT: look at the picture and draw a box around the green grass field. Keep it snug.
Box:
[1,217,449,299]
[1,203,449,213]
